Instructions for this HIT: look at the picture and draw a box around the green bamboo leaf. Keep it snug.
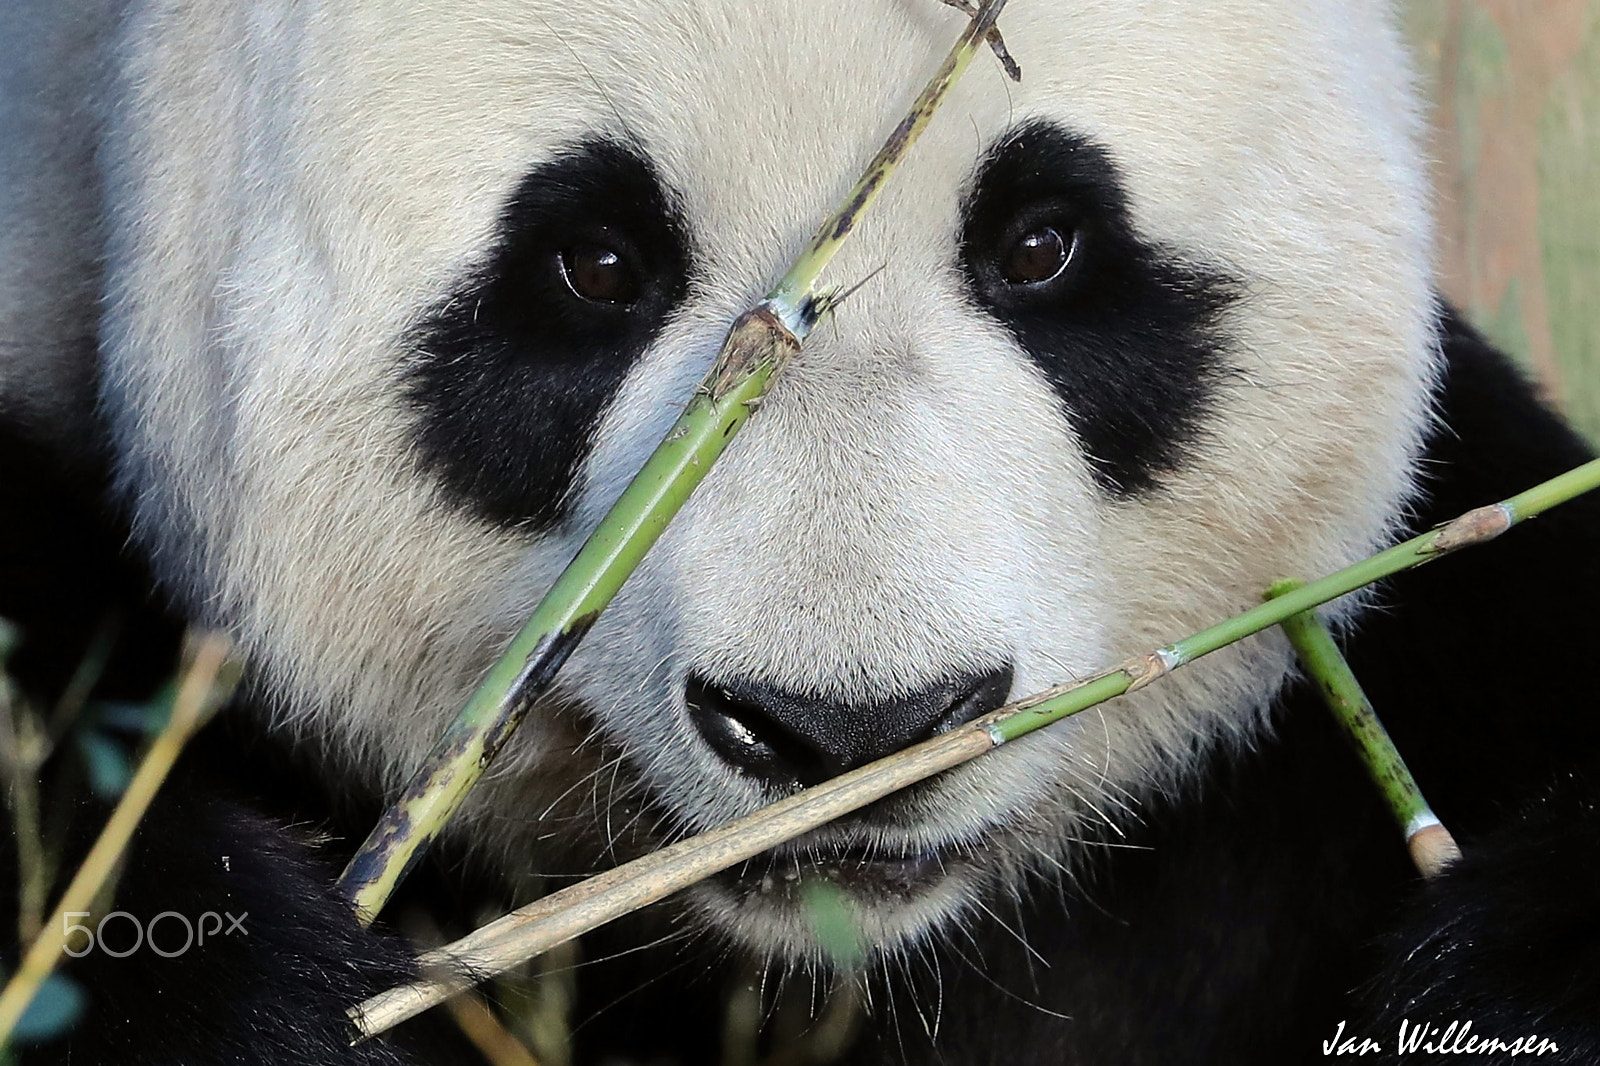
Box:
[76,729,134,799]
[0,618,20,665]
[801,881,867,969]
[7,973,84,1045]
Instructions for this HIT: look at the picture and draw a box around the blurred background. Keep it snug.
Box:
[1405,0,1600,443]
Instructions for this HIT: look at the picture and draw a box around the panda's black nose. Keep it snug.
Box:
[685,665,1014,789]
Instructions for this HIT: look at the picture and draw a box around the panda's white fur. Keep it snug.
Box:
[20,2,1600,1062]
[14,0,1438,963]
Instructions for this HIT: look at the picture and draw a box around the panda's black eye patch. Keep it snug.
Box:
[960,122,1238,496]
[405,139,691,531]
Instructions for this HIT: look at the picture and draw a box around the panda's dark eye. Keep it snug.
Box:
[1001,225,1075,285]
[559,242,641,305]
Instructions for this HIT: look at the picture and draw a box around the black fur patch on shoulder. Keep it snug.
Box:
[404,138,692,531]
[958,122,1237,497]
[1356,772,1600,1065]
[0,422,179,701]
[18,785,453,1065]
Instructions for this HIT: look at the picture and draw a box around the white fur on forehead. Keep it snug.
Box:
[99,0,1435,940]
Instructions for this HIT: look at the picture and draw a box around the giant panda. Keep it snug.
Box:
[3,0,1599,1063]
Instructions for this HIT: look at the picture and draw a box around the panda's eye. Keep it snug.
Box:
[1001,225,1076,285]
[558,242,641,305]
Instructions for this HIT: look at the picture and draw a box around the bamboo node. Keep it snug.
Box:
[706,306,799,402]
[1431,502,1514,554]
[1406,821,1463,880]
[1123,651,1172,692]
[939,0,1022,80]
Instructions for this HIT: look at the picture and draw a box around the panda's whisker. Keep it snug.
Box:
[1012,898,1045,994]
[914,938,947,1041]
[757,954,776,1019]
[559,926,695,973]
[1064,767,1139,816]
[946,914,988,968]
[970,898,1048,971]
[565,945,706,1039]
[1055,781,1126,839]
[525,8,633,138]
[637,652,676,694]
[1094,706,1116,789]
[1029,844,1073,879]
[610,789,658,848]
[878,956,910,1062]
[535,752,626,821]
[904,964,936,1039]
[1057,834,1151,852]
[600,756,627,859]
[949,941,1074,1022]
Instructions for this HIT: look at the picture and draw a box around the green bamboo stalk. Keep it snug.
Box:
[351,458,1600,1038]
[337,0,1017,925]
[1267,579,1460,880]
[337,307,799,925]
[0,634,240,1048]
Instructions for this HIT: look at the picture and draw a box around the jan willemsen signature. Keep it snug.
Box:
[1323,1019,1561,1058]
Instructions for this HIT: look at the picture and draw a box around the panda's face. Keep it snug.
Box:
[102,0,1435,959]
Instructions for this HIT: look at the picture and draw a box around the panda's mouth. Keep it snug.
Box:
[531,698,978,907]
[717,836,969,901]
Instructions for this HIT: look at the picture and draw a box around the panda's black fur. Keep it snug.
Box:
[5,2,1600,1064]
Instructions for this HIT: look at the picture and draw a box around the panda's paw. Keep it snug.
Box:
[1359,774,1600,1063]
[20,788,457,1065]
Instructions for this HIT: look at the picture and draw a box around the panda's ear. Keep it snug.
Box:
[401,138,694,532]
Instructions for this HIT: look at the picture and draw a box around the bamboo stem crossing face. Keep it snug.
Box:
[338,307,799,923]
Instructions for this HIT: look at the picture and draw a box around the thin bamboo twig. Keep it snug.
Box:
[0,634,241,1047]
[1268,580,1460,879]
[47,612,122,742]
[0,641,51,948]
[350,457,1600,1038]
[938,0,1022,79]
[337,0,1017,926]
[353,727,992,1038]
[444,991,545,1066]
[0,707,49,948]
[0,614,125,945]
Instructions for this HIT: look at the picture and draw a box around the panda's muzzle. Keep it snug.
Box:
[684,665,1014,790]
